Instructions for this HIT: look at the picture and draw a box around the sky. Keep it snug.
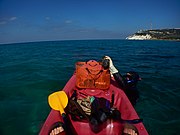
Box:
[0,0,179,44]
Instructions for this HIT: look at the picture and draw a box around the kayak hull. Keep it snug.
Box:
[39,75,148,135]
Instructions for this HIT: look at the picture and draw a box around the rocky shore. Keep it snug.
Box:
[126,28,180,41]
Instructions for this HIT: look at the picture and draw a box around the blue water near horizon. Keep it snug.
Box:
[0,40,180,135]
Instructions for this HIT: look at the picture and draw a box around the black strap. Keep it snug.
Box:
[110,91,114,108]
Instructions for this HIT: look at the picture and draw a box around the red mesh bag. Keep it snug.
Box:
[76,60,110,90]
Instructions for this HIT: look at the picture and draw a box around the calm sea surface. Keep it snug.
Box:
[0,40,180,135]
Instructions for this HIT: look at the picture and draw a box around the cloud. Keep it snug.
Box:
[45,17,50,20]
[0,21,7,25]
[65,20,72,24]
[9,17,17,21]
[0,16,17,26]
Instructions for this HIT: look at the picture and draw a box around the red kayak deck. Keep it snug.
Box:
[39,75,148,135]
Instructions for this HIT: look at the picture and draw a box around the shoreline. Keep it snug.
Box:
[126,28,180,41]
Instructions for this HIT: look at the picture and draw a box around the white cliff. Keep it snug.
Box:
[126,34,152,40]
[126,29,180,40]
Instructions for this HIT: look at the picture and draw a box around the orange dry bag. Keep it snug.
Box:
[76,60,110,90]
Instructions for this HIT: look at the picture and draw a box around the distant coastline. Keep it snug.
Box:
[126,28,180,41]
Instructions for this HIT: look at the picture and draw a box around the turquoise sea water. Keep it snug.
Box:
[0,40,180,135]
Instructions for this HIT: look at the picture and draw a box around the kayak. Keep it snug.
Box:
[39,74,149,135]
